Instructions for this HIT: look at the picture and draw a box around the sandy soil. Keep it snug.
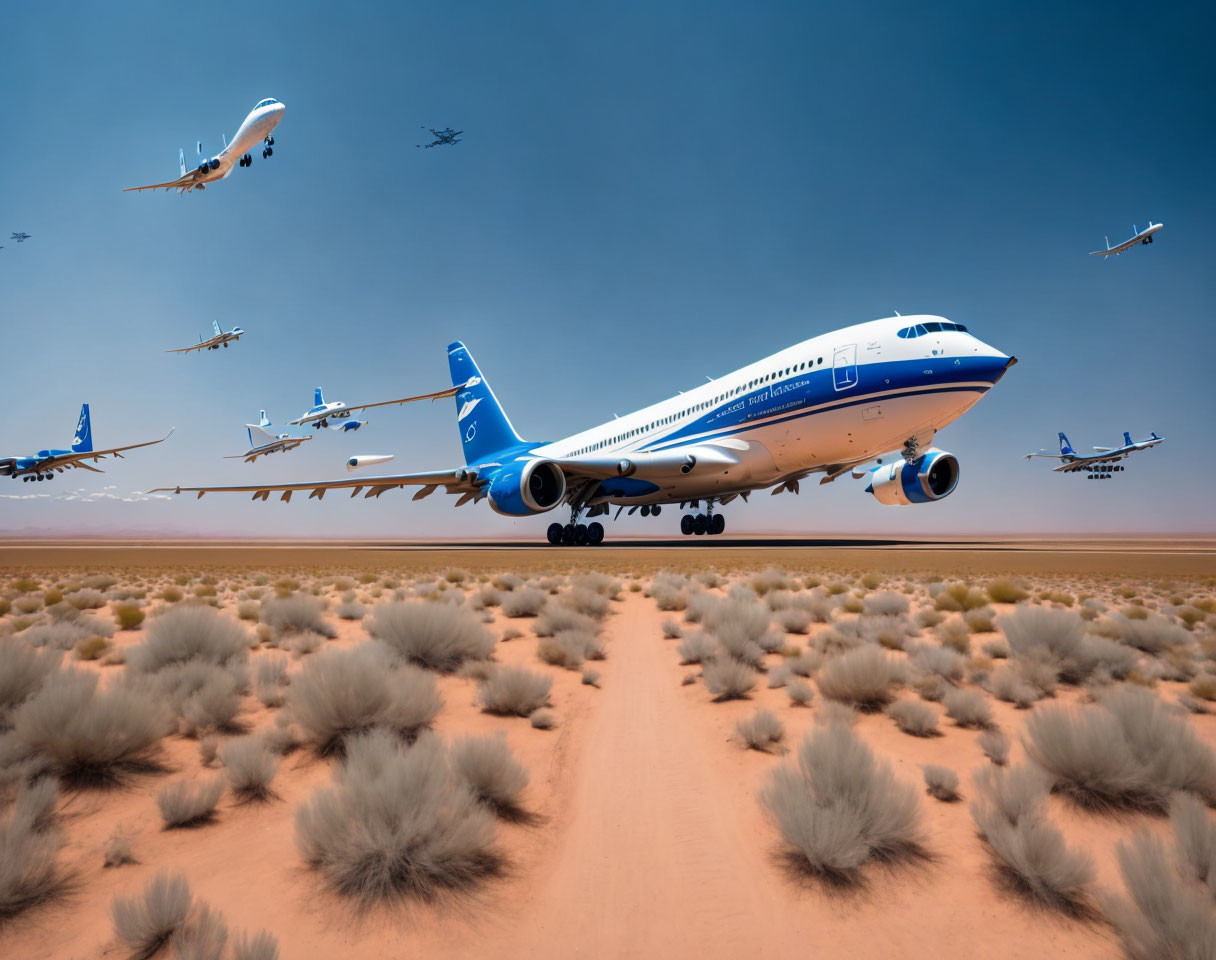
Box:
[2,551,1213,958]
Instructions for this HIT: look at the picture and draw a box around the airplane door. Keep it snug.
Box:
[832,344,858,391]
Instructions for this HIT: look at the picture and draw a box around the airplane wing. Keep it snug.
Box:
[123,173,199,193]
[150,466,483,503]
[27,430,175,474]
[339,381,475,415]
[166,341,212,354]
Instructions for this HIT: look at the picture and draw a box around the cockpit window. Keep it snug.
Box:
[255,98,278,108]
[898,321,969,338]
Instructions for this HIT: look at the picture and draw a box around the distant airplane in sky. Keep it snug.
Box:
[1090,221,1163,258]
[2,404,171,482]
[124,98,285,194]
[225,412,311,464]
[287,382,475,430]
[417,126,463,148]
[10,232,31,243]
[152,316,1016,545]
[167,320,245,354]
[346,454,395,473]
[1025,431,1164,479]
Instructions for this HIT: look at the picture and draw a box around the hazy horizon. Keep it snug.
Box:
[3,1,1213,539]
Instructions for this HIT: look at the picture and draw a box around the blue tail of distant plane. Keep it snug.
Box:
[213,319,222,337]
[448,341,523,464]
[313,387,324,407]
[1123,431,1133,447]
[72,404,93,453]
[1058,432,1075,457]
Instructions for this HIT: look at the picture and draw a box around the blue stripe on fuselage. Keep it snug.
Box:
[634,355,1005,453]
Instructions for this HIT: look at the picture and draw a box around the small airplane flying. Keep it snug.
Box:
[1,404,172,482]
[152,317,1016,545]
[10,232,31,243]
[1026,431,1164,479]
[287,382,476,430]
[124,98,286,194]
[1090,221,1163,258]
[346,455,395,473]
[226,412,312,464]
[167,320,245,354]
[417,126,463,148]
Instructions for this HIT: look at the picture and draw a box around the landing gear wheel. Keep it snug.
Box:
[693,514,708,535]
[680,514,694,536]
[652,505,661,516]
[640,505,651,517]
[265,146,273,157]
[546,522,563,545]
[710,514,725,535]
[561,523,575,545]
[587,521,604,545]
[262,149,269,159]
[574,524,589,545]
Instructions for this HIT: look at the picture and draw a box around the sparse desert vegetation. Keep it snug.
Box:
[2,549,1214,959]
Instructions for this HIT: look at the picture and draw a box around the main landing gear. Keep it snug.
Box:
[546,520,604,546]
[680,500,725,536]
[239,153,253,167]
[21,472,54,482]
[262,136,275,160]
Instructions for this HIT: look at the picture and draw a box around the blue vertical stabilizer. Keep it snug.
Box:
[447,341,523,464]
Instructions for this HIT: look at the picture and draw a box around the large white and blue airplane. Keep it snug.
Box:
[225,412,312,464]
[1090,221,1163,258]
[124,98,285,194]
[287,383,474,430]
[2,404,172,483]
[153,315,1015,544]
[167,320,245,354]
[1025,431,1164,479]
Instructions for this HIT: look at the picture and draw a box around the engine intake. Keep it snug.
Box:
[486,459,566,516]
[865,449,959,505]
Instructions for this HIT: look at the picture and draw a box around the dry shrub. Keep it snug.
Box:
[103,830,136,868]
[922,764,959,802]
[0,638,61,727]
[1000,606,1108,685]
[450,733,529,817]
[863,591,909,617]
[113,602,145,630]
[1024,685,1216,812]
[649,572,689,611]
[750,568,794,595]
[943,688,993,729]
[65,588,106,610]
[157,777,223,828]
[236,600,261,622]
[886,700,939,737]
[987,663,1044,708]
[1103,830,1216,958]
[288,645,441,755]
[14,669,168,786]
[260,594,336,640]
[367,602,494,672]
[529,709,557,730]
[1171,792,1216,897]
[1111,614,1191,654]
[761,723,924,883]
[987,578,1030,604]
[533,604,597,639]
[477,666,552,716]
[336,601,366,621]
[970,764,1094,912]
[500,588,546,618]
[735,709,785,752]
[676,631,716,664]
[128,605,249,674]
[0,783,65,919]
[660,618,683,639]
[910,643,965,683]
[816,646,904,711]
[934,616,972,654]
[560,587,610,620]
[221,736,279,801]
[537,629,604,670]
[294,731,502,903]
[232,930,280,960]
[112,871,192,960]
[979,728,1011,765]
[787,679,814,707]
[702,657,757,701]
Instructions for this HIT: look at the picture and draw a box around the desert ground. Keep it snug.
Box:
[2,539,1215,959]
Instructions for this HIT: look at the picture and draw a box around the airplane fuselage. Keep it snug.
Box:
[191,101,285,187]
[476,315,1013,508]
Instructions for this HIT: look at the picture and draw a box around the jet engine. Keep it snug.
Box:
[864,449,959,505]
[486,459,566,516]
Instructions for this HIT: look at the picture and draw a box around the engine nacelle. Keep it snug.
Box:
[486,459,566,516]
[346,455,394,473]
[864,449,960,505]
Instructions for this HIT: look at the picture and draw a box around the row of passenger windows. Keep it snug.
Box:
[897,321,968,339]
[565,356,827,456]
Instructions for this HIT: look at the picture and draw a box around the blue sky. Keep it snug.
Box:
[2,1,1212,537]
